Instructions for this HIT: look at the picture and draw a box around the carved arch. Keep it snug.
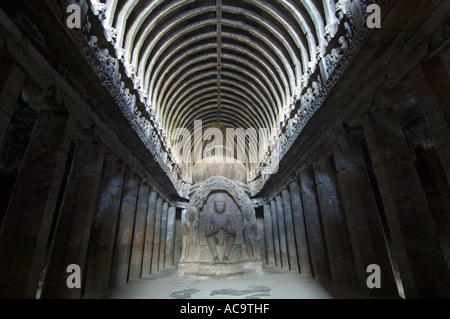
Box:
[189,176,252,211]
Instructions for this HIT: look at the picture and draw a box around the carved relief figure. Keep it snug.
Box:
[242,207,259,259]
[205,193,237,262]
[181,206,199,261]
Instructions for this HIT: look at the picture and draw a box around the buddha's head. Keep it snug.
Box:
[214,194,226,213]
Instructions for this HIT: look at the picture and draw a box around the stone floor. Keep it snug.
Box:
[101,266,367,299]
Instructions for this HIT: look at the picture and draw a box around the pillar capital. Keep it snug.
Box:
[296,162,312,176]
[283,175,298,188]
[371,82,414,112]
[127,156,146,180]
[140,176,150,186]
[338,124,364,140]
[333,127,366,173]
[71,122,102,142]
[104,148,122,162]
[315,145,333,161]
[312,153,335,187]
[22,85,65,112]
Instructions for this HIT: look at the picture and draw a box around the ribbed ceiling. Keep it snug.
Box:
[101,0,332,168]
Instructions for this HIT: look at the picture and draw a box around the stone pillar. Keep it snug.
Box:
[165,206,176,268]
[298,164,331,284]
[180,208,187,247]
[179,208,187,259]
[109,168,140,287]
[0,110,71,298]
[151,196,164,274]
[263,204,276,266]
[281,188,299,272]
[270,199,281,267]
[159,201,169,271]
[409,60,450,266]
[313,154,358,290]
[0,60,26,146]
[128,182,150,281]
[362,102,450,298]
[275,195,289,270]
[84,154,125,296]
[409,59,450,186]
[141,191,158,276]
[413,140,450,271]
[288,178,313,276]
[257,218,266,262]
[173,216,182,266]
[42,138,106,299]
[333,130,398,297]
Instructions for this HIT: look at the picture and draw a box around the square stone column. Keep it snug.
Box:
[275,195,290,270]
[281,188,299,272]
[129,182,150,280]
[270,199,282,268]
[141,191,158,276]
[109,168,140,287]
[173,217,182,266]
[175,208,187,265]
[257,218,266,262]
[409,58,450,187]
[84,154,125,296]
[165,206,176,268]
[313,154,358,290]
[159,201,169,271]
[333,130,398,297]
[0,110,71,298]
[151,196,164,274]
[42,138,106,299]
[288,178,313,276]
[263,204,276,266]
[362,102,450,298]
[298,163,331,284]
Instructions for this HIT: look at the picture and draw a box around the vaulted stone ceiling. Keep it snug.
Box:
[74,0,366,197]
[105,0,330,133]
